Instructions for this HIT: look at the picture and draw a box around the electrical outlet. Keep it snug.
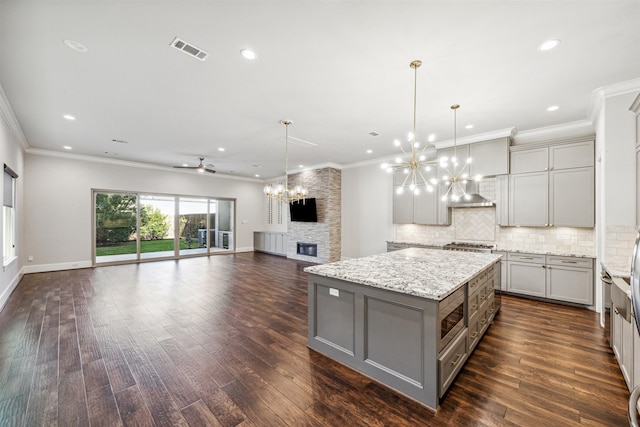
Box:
[539,235,545,242]
[27,255,33,262]
[329,288,339,297]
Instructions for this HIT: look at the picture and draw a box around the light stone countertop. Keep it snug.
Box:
[304,248,501,301]
[602,262,631,279]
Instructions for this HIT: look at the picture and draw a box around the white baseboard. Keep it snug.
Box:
[235,247,254,253]
[23,260,92,274]
[0,266,24,312]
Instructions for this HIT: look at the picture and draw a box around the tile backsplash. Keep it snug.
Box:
[605,225,638,270]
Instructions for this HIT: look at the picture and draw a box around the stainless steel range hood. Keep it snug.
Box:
[446,180,495,208]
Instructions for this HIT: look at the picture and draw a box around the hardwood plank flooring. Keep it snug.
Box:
[0,252,630,426]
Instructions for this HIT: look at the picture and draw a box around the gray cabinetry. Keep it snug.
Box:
[505,140,594,228]
[495,175,510,226]
[509,172,548,226]
[504,252,594,305]
[546,255,593,305]
[253,232,287,256]
[468,137,509,177]
[507,253,546,297]
[392,171,450,225]
[549,167,594,227]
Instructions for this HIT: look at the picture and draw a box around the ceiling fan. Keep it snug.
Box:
[173,157,216,174]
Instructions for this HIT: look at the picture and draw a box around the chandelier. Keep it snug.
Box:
[381,60,438,195]
[263,120,308,203]
[439,104,480,202]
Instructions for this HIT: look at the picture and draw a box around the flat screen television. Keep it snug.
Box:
[289,198,317,222]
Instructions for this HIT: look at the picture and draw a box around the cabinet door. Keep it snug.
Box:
[549,167,594,227]
[437,145,470,180]
[495,175,509,226]
[613,307,623,361]
[469,138,509,177]
[413,187,438,225]
[507,261,546,297]
[546,265,593,305]
[549,141,594,170]
[274,233,284,254]
[622,316,634,389]
[254,232,265,251]
[509,172,548,226]
[510,147,548,173]
[393,189,414,224]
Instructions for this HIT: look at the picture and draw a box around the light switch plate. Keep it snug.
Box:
[329,288,339,297]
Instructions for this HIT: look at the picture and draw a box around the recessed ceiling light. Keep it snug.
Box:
[465,124,474,129]
[299,165,304,168]
[428,134,436,142]
[63,145,72,150]
[240,49,257,60]
[63,39,88,53]
[366,149,373,154]
[182,163,189,167]
[538,39,561,51]
[547,105,560,112]
[255,174,260,178]
[63,114,76,121]
[218,147,225,152]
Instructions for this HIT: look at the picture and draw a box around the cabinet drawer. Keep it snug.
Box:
[486,293,496,320]
[479,307,490,334]
[439,329,468,396]
[468,291,480,320]
[507,253,546,264]
[469,318,480,350]
[468,276,482,295]
[547,255,593,269]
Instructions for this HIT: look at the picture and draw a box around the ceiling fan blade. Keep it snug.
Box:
[173,165,197,169]
[204,169,216,174]
[288,135,318,147]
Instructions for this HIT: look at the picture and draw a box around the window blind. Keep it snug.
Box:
[4,165,18,208]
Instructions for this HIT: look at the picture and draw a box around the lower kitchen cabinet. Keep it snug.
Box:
[503,252,594,305]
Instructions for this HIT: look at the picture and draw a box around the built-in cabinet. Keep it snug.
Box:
[497,139,595,227]
[610,277,639,391]
[436,137,509,178]
[393,170,450,225]
[253,232,287,256]
[504,252,594,305]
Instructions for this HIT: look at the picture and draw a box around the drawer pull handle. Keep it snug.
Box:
[451,353,464,367]
[470,332,478,339]
[615,308,620,315]
[480,295,486,300]
[471,304,478,310]
[488,308,494,314]
[520,257,535,260]
[561,260,578,264]
[481,319,487,325]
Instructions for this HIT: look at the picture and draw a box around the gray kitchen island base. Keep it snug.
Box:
[306,250,500,411]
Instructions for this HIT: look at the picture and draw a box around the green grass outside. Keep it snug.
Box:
[96,239,201,256]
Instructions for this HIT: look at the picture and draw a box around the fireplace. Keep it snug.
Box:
[297,242,318,257]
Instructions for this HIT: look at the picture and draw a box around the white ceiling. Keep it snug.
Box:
[1,1,639,180]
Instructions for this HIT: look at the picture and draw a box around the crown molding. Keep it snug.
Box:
[26,148,263,183]
[512,120,595,145]
[0,83,29,150]
[588,77,640,123]
[433,127,516,149]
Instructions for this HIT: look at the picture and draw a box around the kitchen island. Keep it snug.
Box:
[305,248,501,410]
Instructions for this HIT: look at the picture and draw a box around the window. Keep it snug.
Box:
[3,165,18,266]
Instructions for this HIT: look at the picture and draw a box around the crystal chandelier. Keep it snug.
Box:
[381,60,438,195]
[263,120,308,203]
[439,104,481,202]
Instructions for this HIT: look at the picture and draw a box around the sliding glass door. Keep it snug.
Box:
[94,190,235,265]
[95,192,138,263]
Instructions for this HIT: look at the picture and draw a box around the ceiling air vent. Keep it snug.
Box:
[170,37,208,61]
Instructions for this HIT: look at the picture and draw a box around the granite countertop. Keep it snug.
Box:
[304,248,501,301]
[602,262,631,279]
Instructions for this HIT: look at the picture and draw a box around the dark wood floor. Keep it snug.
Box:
[0,252,630,426]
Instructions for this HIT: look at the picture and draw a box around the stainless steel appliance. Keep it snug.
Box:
[601,270,613,345]
[438,286,465,352]
[443,241,501,313]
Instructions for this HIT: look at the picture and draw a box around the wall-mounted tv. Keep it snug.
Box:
[289,198,317,222]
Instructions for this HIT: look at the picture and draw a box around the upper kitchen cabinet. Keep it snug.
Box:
[436,137,509,178]
[502,138,595,228]
[437,145,469,180]
[392,170,450,225]
[469,137,510,177]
